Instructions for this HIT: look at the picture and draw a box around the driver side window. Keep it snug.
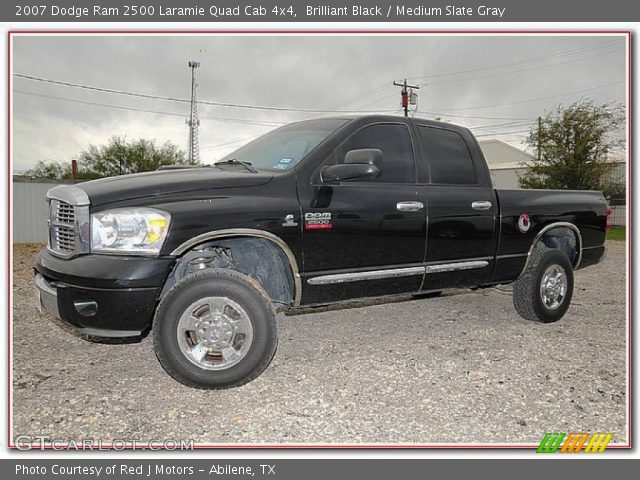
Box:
[331,123,416,183]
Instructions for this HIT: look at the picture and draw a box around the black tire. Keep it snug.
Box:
[513,243,574,323]
[153,268,277,389]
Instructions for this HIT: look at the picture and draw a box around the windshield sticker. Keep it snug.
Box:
[273,158,293,170]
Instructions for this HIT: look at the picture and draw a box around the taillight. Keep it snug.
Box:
[606,206,613,230]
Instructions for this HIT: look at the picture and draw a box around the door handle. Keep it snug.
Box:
[396,201,424,212]
[471,201,492,210]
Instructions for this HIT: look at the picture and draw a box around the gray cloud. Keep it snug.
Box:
[12,34,627,171]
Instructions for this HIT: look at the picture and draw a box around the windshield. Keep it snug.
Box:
[215,118,348,172]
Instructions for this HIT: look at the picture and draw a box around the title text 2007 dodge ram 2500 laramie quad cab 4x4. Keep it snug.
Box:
[35,115,607,389]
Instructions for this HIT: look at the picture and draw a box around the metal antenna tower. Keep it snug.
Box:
[186,60,201,163]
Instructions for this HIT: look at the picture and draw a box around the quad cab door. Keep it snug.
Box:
[297,121,428,305]
[414,123,498,290]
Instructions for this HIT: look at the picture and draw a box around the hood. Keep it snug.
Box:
[77,167,274,206]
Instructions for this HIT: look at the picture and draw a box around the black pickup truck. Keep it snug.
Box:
[35,115,608,389]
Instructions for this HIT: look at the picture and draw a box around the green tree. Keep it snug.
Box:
[25,160,71,179]
[519,101,625,194]
[25,137,192,180]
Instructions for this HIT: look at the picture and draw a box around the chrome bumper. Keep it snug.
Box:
[34,273,60,319]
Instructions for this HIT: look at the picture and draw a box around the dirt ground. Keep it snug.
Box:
[11,242,628,446]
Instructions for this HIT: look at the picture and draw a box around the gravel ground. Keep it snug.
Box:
[11,242,627,446]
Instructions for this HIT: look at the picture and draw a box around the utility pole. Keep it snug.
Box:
[393,79,420,117]
[187,60,201,163]
[537,116,542,161]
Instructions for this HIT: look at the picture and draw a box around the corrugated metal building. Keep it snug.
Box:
[12,177,73,243]
[479,140,535,189]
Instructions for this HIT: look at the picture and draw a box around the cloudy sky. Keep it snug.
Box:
[11,34,627,172]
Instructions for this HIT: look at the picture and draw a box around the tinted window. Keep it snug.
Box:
[337,124,415,183]
[217,118,348,171]
[419,126,477,185]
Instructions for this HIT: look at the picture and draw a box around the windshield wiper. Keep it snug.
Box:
[213,159,257,173]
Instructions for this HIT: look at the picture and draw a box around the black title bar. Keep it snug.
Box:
[3,0,640,22]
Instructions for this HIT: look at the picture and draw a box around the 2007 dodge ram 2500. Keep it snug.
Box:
[35,115,608,389]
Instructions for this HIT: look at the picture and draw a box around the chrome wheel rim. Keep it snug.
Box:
[177,296,253,370]
[539,265,567,310]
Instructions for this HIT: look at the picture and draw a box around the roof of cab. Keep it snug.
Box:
[290,114,471,134]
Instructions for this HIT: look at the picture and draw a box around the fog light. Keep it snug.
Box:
[74,300,98,317]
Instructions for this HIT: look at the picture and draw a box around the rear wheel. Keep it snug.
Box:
[513,243,574,323]
[153,268,277,389]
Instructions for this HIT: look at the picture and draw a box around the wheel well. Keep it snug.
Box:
[537,226,581,268]
[162,237,296,308]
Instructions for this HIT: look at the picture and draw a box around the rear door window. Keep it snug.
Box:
[418,126,477,185]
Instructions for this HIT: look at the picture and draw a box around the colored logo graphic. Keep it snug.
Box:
[537,432,613,453]
[518,213,531,233]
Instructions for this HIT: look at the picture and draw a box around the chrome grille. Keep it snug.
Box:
[46,185,91,258]
[49,200,77,254]
[54,201,75,223]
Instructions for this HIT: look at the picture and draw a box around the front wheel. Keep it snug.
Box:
[512,243,574,323]
[153,268,277,389]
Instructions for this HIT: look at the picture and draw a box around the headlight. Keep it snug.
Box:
[91,208,171,255]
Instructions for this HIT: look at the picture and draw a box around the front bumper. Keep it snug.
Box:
[35,249,174,337]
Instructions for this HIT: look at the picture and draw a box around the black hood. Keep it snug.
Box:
[77,167,274,206]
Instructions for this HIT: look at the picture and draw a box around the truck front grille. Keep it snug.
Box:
[49,200,78,254]
[46,185,91,258]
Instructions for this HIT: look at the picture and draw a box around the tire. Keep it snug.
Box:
[153,268,277,389]
[513,243,574,323]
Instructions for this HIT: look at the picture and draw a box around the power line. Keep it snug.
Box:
[13,73,398,114]
[200,138,253,150]
[420,111,533,121]
[328,82,390,111]
[313,42,622,111]
[475,129,532,137]
[409,40,622,81]
[16,88,542,134]
[13,89,285,127]
[426,48,621,86]
[430,81,624,111]
[468,120,536,130]
[14,73,624,127]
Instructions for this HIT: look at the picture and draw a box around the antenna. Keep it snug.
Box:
[187,61,201,163]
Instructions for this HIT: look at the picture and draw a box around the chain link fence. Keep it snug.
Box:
[607,197,626,227]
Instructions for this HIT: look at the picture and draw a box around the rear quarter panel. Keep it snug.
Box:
[491,189,608,283]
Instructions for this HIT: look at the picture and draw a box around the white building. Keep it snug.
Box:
[479,140,533,189]
[479,139,626,192]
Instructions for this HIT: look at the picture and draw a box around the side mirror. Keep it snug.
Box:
[321,163,380,183]
[344,148,382,166]
[321,148,382,183]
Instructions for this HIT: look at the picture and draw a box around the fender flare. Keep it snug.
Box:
[170,229,302,306]
[518,222,583,279]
